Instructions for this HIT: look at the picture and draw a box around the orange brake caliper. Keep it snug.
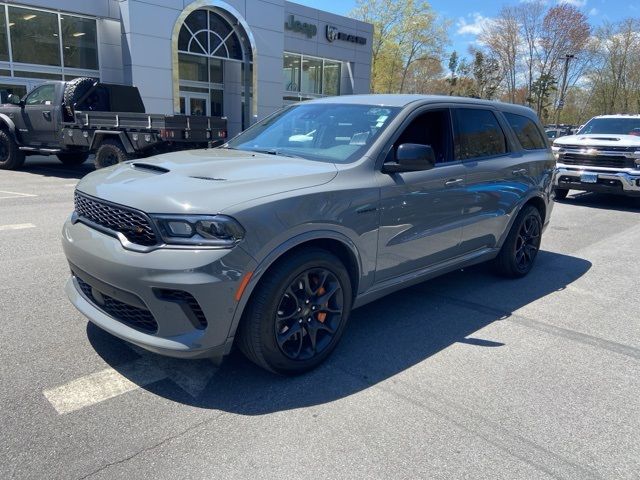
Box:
[316,286,327,323]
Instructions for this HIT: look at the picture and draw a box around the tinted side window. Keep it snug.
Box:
[394,109,452,164]
[453,108,507,160]
[504,112,547,150]
[25,85,55,106]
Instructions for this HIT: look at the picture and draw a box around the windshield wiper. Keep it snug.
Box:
[250,148,301,158]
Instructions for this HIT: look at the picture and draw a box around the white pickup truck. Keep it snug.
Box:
[552,114,640,199]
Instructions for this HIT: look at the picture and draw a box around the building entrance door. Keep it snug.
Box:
[179,92,209,116]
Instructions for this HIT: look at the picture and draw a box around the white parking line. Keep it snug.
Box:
[43,358,167,415]
[43,353,218,414]
[0,190,38,199]
[0,223,36,231]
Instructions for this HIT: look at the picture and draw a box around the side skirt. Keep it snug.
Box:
[352,247,499,309]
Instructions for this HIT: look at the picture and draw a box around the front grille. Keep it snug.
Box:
[559,144,637,152]
[74,191,158,246]
[559,154,635,169]
[154,289,208,329]
[76,276,158,333]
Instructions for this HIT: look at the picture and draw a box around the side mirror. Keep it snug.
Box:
[382,143,436,173]
[7,94,22,106]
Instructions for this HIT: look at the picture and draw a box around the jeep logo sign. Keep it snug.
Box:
[284,15,317,38]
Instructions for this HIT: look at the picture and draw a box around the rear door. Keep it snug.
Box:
[20,84,57,146]
[375,106,469,283]
[453,107,532,253]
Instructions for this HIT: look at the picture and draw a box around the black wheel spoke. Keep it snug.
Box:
[273,266,345,361]
[277,323,302,347]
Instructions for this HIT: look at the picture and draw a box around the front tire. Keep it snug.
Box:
[94,138,132,169]
[0,129,25,170]
[57,152,89,166]
[237,248,352,375]
[494,205,543,278]
[554,188,569,200]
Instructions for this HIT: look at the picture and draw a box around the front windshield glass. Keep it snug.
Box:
[226,103,401,163]
[579,117,640,136]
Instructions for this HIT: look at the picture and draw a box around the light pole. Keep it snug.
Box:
[555,54,575,125]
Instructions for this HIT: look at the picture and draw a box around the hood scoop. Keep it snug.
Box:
[582,136,620,141]
[131,163,170,174]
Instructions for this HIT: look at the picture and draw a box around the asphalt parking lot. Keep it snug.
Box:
[1,156,639,479]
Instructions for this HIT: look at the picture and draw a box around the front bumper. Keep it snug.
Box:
[553,166,640,196]
[62,218,256,359]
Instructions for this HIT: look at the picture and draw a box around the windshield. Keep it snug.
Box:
[579,117,640,136]
[226,103,401,163]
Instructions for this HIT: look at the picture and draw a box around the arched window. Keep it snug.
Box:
[177,9,250,61]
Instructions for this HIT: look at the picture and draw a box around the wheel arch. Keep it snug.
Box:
[0,113,18,138]
[227,231,363,341]
[496,193,547,249]
[90,131,135,153]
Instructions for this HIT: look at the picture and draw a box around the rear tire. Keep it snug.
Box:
[0,129,25,170]
[94,138,132,169]
[494,205,543,278]
[237,248,352,375]
[57,152,89,166]
[554,188,569,200]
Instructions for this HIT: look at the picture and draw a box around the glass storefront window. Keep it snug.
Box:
[209,58,223,84]
[179,53,208,82]
[8,7,60,66]
[283,54,343,97]
[0,11,8,62]
[301,57,323,95]
[283,53,301,92]
[61,15,98,70]
[323,60,341,96]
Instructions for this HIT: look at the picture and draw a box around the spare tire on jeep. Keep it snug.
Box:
[63,77,97,117]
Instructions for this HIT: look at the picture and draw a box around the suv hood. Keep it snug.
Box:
[554,134,640,148]
[77,148,338,214]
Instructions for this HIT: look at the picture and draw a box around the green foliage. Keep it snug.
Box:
[350,0,448,94]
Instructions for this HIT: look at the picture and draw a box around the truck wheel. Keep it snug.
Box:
[56,152,89,166]
[237,248,352,375]
[0,129,25,170]
[63,77,96,117]
[554,188,569,200]
[95,139,131,169]
[494,205,542,278]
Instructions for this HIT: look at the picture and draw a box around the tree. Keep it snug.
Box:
[350,0,448,93]
[471,50,502,99]
[480,6,519,102]
[515,0,546,108]
[537,4,590,119]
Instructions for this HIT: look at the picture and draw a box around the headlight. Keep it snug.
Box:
[150,214,245,248]
[551,145,560,160]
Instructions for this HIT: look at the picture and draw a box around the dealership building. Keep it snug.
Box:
[0,0,373,135]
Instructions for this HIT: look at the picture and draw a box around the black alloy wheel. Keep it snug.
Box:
[237,248,352,375]
[494,205,543,278]
[514,214,541,272]
[274,268,344,361]
[0,129,25,170]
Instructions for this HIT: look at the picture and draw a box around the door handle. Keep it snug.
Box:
[512,168,528,176]
[444,178,465,188]
[42,111,51,120]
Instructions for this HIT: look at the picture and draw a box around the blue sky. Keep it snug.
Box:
[293,0,638,58]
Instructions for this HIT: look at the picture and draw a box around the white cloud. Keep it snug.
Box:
[559,0,588,7]
[456,13,494,36]
[589,7,599,15]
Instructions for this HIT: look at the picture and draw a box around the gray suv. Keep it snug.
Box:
[62,95,555,375]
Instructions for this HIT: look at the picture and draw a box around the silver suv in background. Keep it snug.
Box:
[62,95,555,375]
[553,115,640,199]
